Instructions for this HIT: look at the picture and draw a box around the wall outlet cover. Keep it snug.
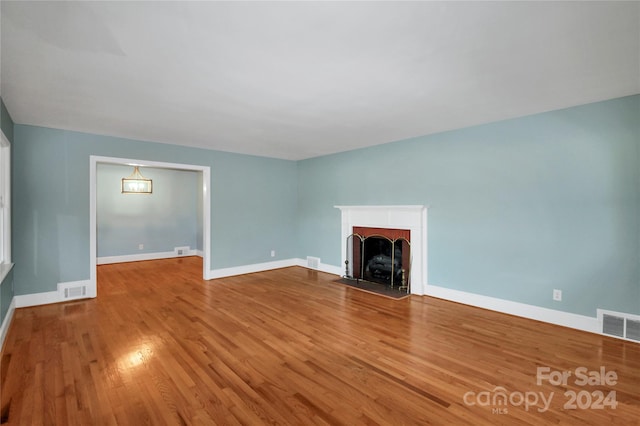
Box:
[553,289,562,301]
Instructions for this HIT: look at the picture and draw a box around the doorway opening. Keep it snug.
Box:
[89,156,211,298]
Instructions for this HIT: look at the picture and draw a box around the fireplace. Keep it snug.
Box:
[335,205,427,295]
[348,227,411,290]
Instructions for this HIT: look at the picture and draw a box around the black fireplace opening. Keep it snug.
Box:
[362,237,403,285]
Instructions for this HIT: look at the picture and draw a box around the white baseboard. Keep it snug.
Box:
[97,249,200,265]
[12,278,94,309]
[425,283,599,334]
[14,290,60,308]
[207,257,345,280]
[294,258,343,276]
[208,258,300,279]
[0,296,15,351]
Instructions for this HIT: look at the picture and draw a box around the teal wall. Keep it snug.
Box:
[97,164,200,258]
[12,125,298,295]
[297,95,640,317]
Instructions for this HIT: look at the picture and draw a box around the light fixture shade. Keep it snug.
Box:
[122,166,152,194]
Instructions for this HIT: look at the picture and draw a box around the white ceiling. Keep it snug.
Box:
[1,1,638,160]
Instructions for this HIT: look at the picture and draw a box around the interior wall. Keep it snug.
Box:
[96,164,199,259]
[11,125,298,296]
[297,95,640,317]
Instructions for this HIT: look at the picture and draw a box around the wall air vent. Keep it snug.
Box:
[626,319,640,342]
[175,246,190,256]
[307,256,320,270]
[602,314,624,338]
[598,309,640,343]
[59,281,88,300]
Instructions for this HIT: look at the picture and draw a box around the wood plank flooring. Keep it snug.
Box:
[1,257,639,425]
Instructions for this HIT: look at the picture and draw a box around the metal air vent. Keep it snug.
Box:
[599,310,640,342]
[307,256,320,270]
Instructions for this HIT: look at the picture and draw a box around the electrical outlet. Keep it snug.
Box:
[138,244,144,250]
[271,250,275,257]
[175,246,190,256]
[553,289,562,301]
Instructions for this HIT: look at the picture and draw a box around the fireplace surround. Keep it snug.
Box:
[335,205,427,295]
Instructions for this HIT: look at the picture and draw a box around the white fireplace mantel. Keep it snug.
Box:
[335,205,427,295]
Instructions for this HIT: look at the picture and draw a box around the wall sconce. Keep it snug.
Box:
[122,166,152,194]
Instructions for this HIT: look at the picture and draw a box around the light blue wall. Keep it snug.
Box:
[97,164,199,257]
[209,151,299,267]
[12,125,298,295]
[297,95,640,317]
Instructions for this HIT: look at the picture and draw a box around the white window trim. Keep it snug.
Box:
[0,129,12,283]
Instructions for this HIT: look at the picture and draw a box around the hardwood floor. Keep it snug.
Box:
[1,257,639,425]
